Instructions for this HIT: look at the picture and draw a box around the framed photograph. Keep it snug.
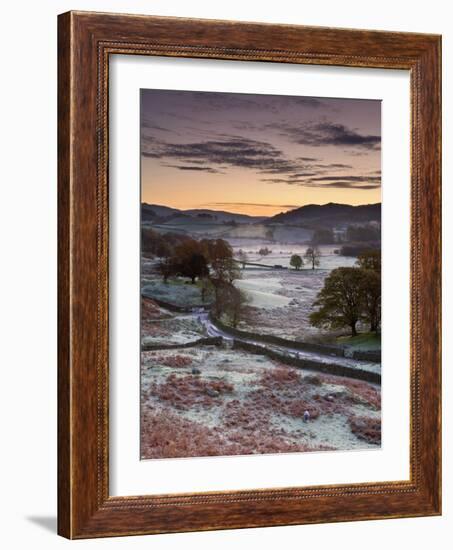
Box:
[58,11,441,539]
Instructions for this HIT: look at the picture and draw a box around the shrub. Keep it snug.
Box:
[322,375,380,410]
[304,374,323,386]
[254,366,321,420]
[149,374,234,410]
[260,365,301,386]
[154,354,193,368]
[141,357,382,459]
[140,409,333,459]
[141,410,226,458]
[348,415,381,444]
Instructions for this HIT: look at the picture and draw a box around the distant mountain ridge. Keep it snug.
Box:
[266,202,381,228]
[141,203,267,224]
[141,202,381,228]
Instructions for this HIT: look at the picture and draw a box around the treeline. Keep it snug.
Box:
[142,227,192,258]
[311,228,335,244]
[339,243,380,257]
[310,250,381,336]
[346,224,380,242]
[339,225,381,256]
[143,228,248,327]
[310,224,381,247]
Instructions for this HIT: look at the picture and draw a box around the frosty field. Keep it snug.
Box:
[142,243,361,343]
[140,289,381,459]
[141,334,381,459]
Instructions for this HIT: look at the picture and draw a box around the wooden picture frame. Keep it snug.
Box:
[58,10,441,539]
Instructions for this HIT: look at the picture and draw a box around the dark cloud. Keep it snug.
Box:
[262,178,300,184]
[288,179,380,190]
[307,175,381,183]
[142,135,300,175]
[297,156,319,162]
[142,93,326,137]
[269,122,380,150]
[287,172,319,178]
[316,182,380,189]
[163,164,223,174]
[140,89,382,210]
[141,133,380,190]
[318,163,354,169]
[263,173,380,189]
[280,181,380,190]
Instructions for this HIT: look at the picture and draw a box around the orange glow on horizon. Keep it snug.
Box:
[140,90,381,217]
[141,161,381,217]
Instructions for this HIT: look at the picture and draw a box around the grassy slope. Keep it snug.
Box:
[336,332,381,351]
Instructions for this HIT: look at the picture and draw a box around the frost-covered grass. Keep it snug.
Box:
[234,278,291,309]
[237,269,335,342]
[232,244,357,270]
[142,279,210,307]
[139,231,382,459]
[337,333,382,351]
[140,265,352,343]
[141,297,207,346]
[141,314,207,346]
[140,241,376,347]
[140,345,381,459]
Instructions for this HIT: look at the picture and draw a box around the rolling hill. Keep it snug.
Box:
[266,202,381,228]
[141,203,381,234]
[141,203,267,224]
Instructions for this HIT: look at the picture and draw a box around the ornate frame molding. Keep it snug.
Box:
[58,11,441,538]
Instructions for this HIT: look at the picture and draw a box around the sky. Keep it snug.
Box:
[141,89,381,217]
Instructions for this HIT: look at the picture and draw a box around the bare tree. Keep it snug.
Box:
[227,286,250,328]
[157,257,176,283]
[214,284,249,327]
[304,246,321,269]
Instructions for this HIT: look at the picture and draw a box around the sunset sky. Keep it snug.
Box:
[141,89,381,217]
